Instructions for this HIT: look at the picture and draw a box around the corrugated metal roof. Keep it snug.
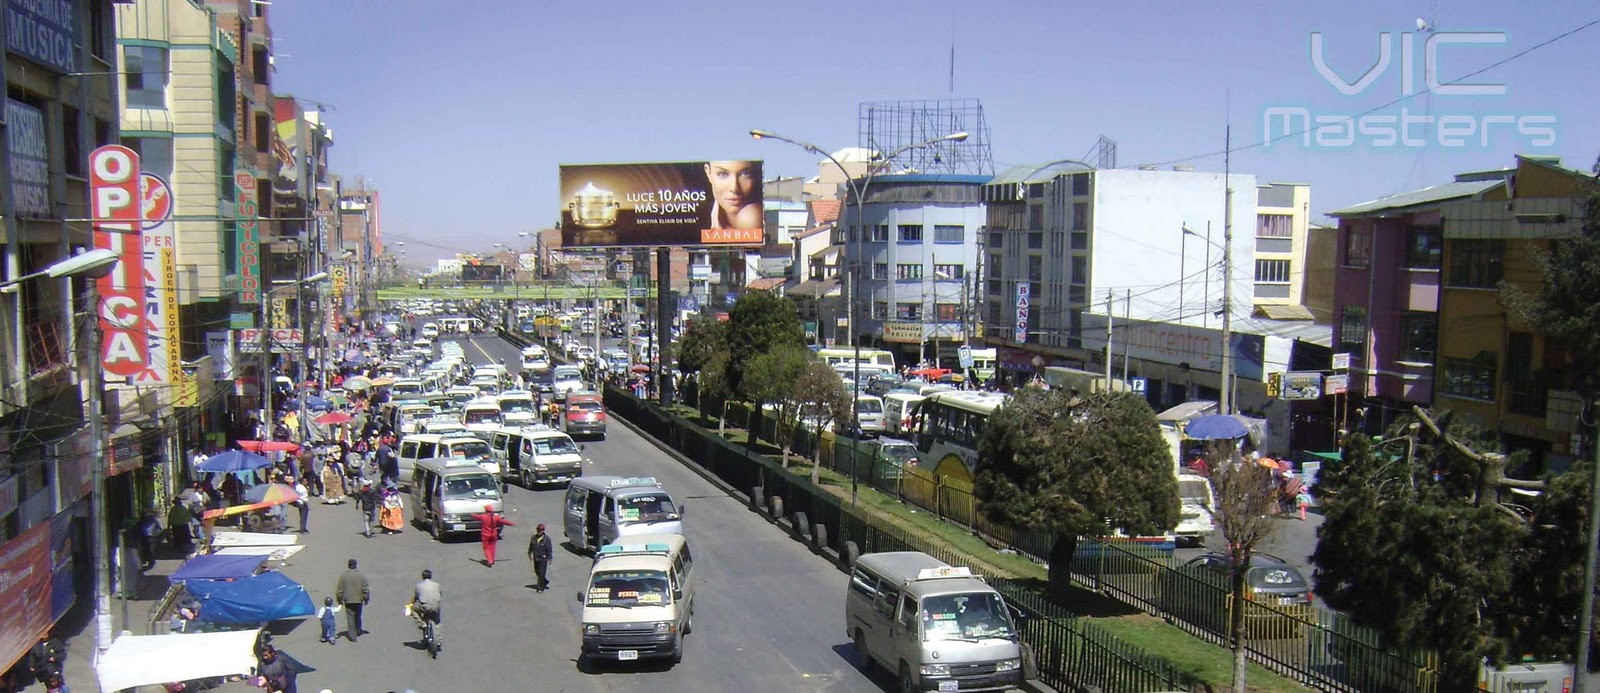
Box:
[1254,304,1316,321]
[1328,179,1504,216]
[1233,315,1331,347]
[988,161,1095,185]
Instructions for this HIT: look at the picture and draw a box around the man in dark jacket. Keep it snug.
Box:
[527,523,554,592]
[335,558,370,642]
[355,482,379,538]
[376,439,399,486]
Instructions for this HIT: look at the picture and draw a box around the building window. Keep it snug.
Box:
[935,303,960,322]
[932,264,963,280]
[1257,214,1293,238]
[1071,232,1088,250]
[1028,256,1043,282]
[1028,232,1043,250]
[871,263,887,279]
[988,231,1002,248]
[124,46,169,109]
[986,254,1002,281]
[1448,239,1505,288]
[933,225,963,243]
[1072,173,1090,196]
[1069,285,1086,304]
[1338,305,1367,351]
[1254,259,1291,283]
[1440,354,1497,401]
[896,303,921,320]
[871,224,889,242]
[1028,183,1045,198]
[1406,226,1442,269]
[122,137,173,181]
[896,263,922,281]
[1028,205,1044,230]
[1398,311,1437,363]
[872,302,887,320]
[987,279,1001,296]
[62,106,83,177]
[989,301,1004,325]
[1070,256,1087,285]
[1072,202,1088,231]
[1344,225,1372,267]
[897,224,923,243]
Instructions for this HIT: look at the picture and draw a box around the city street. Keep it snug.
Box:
[216,332,883,693]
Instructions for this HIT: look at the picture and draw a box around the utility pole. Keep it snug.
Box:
[260,293,272,436]
[1122,288,1131,383]
[1103,289,1114,389]
[1219,125,1234,415]
[85,284,113,655]
[1577,423,1600,691]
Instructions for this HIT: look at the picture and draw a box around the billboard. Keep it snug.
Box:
[5,100,50,218]
[560,161,764,248]
[235,171,261,303]
[461,263,505,282]
[139,172,180,385]
[90,145,149,380]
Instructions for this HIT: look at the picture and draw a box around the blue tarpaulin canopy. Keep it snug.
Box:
[186,571,316,624]
[168,553,268,584]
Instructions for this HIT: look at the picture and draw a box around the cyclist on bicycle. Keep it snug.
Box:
[412,569,442,642]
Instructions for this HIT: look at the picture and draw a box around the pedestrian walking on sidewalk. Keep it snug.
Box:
[528,523,553,591]
[335,559,370,642]
[472,509,514,567]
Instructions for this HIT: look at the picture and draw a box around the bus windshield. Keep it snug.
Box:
[920,592,1017,642]
[586,570,672,607]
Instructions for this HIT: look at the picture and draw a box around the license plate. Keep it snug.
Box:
[450,524,465,531]
[1278,596,1295,605]
[938,681,958,692]
[618,650,638,661]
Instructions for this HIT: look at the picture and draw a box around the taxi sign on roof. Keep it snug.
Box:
[607,476,658,488]
[916,566,974,580]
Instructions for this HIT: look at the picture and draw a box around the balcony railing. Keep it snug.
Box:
[1506,370,1550,417]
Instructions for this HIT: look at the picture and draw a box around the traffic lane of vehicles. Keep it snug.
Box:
[468,332,888,691]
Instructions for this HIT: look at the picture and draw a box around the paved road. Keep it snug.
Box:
[246,332,888,692]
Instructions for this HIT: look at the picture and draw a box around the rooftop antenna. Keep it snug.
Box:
[948,19,956,93]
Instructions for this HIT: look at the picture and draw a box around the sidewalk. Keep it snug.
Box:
[56,543,192,693]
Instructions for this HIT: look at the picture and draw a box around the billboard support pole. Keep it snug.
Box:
[656,247,674,405]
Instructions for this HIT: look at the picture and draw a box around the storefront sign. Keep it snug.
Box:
[1013,283,1030,343]
[1331,352,1351,370]
[206,331,235,380]
[140,173,179,385]
[1282,371,1324,400]
[882,322,924,344]
[1325,373,1350,395]
[235,171,260,303]
[109,433,142,475]
[90,145,150,380]
[5,100,50,218]
[5,0,79,73]
[237,328,303,354]
[270,298,291,330]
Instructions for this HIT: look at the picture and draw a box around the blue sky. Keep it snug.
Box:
[270,0,1599,264]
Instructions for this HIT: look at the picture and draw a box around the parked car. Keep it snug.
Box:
[1160,552,1313,638]
[868,438,919,481]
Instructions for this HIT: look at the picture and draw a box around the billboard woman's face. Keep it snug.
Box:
[706,161,758,214]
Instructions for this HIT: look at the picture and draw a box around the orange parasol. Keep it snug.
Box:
[201,483,302,520]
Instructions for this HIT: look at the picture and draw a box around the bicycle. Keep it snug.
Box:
[409,604,440,658]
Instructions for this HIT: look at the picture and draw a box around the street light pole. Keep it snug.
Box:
[751,128,968,444]
[84,282,113,654]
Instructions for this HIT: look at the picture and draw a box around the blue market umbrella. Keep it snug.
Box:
[304,396,333,412]
[1184,414,1250,441]
[196,450,273,473]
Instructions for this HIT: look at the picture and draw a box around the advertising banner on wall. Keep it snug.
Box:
[559,161,765,248]
[5,99,50,218]
[5,0,79,73]
[1079,313,1289,383]
[1014,282,1030,343]
[882,322,924,344]
[1282,371,1324,400]
[0,522,54,678]
[140,173,179,385]
[89,145,149,380]
[235,171,261,303]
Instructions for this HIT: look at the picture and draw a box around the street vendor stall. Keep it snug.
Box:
[95,628,264,692]
[168,553,268,583]
[185,571,316,625]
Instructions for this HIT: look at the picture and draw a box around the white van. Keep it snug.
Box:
[399,433,497,483]
[392,379,425,398]
[395,403,437,435]
[460,397,504,440]
[514,428,584,487]
[496,390,539,426]
[847,552,1025,692]
[882,393,926,436]
[563,476,683,551]
[410,457,503,540]
[855,395,887,437]
[1175,472,1216,546]
[577,533,695,667]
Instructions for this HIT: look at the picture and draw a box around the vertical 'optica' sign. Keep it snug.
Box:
[236,171,260,303]
[89,145,148,379]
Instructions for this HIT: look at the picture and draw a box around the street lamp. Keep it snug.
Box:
[751,127,967,499]
[265,272,332,446]
[7,249,125,656]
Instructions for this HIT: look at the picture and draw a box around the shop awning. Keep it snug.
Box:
[96,628,263,693]
[168,553,268,584]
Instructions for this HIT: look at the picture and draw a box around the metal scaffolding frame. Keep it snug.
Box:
[859,98,995,176]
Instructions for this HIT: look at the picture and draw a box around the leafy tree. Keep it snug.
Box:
[1202,444,1281,693]
[699,352,733,435]
[739,344,811,461]
[676,315,727,413]
[723,291,805,398]
[790,362,852,483]
[975,389,1180,593]
[1313,408,1549,690]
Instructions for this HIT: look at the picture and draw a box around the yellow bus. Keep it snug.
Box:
[815,347,897,372]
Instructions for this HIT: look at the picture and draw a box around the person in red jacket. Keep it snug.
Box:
[472,508,515,567]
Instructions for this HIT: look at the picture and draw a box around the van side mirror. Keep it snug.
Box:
[579,444,586,452]
[575,591,584,604]
[673,589,683,601]
[678,502,686,515]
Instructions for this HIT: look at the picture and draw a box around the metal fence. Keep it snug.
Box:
[605,386,1200,692]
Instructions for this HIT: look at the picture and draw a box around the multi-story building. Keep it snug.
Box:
[1333,155,1595,470]
[1252,183,1313,315]
[786,200,843,346]
[336,183,382,321]
[980,163,1257,370]
[841,173,990,364]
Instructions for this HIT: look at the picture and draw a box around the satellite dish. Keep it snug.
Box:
[1416,17,1431,32]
